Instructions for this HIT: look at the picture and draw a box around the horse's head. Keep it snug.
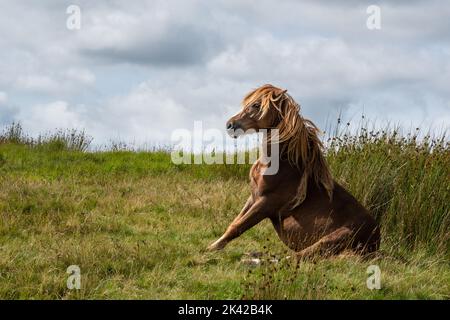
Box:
[226,84,291,138]
[226,84,334,205]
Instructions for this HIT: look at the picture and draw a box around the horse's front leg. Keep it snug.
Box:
[228,195,253,225]
[207,197,268,251]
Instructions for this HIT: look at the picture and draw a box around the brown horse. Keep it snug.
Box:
[207,84,380,258]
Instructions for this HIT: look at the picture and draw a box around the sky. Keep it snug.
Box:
[0,0,449,148]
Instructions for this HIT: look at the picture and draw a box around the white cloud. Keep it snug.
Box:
[65,68,96,86]
[17,101,86,135]
[0,0,449,144]
[15,75,60,93]
[76,1,223,66]
[0,92,7,105]
[89,82,190,143]
[14,68,95,95]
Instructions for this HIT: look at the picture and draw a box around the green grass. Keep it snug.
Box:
[0,122,449,299]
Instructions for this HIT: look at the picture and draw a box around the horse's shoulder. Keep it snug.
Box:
[250,160,297,197]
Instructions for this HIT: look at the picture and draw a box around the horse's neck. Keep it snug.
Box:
[259,136,289,159]
[258,139,298,171]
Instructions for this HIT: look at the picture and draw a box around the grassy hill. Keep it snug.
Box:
[0,123,449,299]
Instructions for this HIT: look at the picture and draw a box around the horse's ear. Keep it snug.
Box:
[281,89,288,94]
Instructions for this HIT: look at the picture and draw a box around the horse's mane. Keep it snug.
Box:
[243,84,334,207]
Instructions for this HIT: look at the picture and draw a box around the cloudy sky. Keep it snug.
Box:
[0,0,449,147]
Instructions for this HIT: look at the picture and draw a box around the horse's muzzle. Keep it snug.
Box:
[226,120,241,138]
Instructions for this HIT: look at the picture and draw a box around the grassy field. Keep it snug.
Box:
[0,122,449,299]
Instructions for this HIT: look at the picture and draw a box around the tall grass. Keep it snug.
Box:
[326,119,449,255]
[0,121,448,299]
[1,121,448,253]
[0,122,92,152]
[242,118,449,299]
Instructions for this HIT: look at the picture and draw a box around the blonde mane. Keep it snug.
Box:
[243,84,334,207]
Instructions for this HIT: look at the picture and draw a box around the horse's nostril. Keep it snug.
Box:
[226,122,234,130]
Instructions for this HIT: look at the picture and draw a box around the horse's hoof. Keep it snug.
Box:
[206,242,225,251]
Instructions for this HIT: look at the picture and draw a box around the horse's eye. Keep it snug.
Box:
[251,103,260,110]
